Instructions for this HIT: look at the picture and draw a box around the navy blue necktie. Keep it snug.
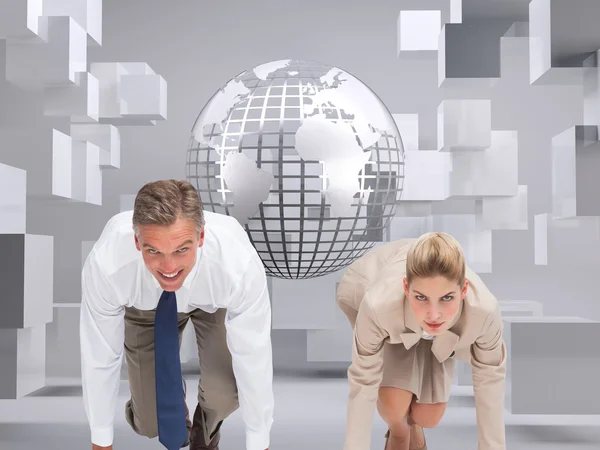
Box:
[154,290,188,450]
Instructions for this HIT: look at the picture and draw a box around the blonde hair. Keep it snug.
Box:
[406,232,465,286]
[132,179,204,235]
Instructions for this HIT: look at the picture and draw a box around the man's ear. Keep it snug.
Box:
[134,234,141,251]
[198,228,205,247]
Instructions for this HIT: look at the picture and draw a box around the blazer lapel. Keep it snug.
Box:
[400,295,422,350]
[431,331,460,362]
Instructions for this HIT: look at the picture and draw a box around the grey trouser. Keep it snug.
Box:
[123,306,239,444]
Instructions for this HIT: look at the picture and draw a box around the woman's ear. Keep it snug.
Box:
[403,277,409,296]
[461,279,469,299]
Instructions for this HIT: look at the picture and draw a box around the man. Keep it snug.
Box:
[80,179,273,450]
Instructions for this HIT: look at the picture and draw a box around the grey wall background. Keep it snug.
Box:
[57,0,594,315]
[2,0,600,380]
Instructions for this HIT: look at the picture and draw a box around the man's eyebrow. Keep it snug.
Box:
[142,239,193,249]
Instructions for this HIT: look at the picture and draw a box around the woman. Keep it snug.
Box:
[336,232,506,450]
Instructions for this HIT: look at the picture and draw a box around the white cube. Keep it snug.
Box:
[0,234,54,329]
[398,10,441,53]
[552,125,600,218]
[42,0,103,45]
[119,74,167,120]
[450,130,519,197]
[534,213,600,267]
[51,129,73,199]
[0,0,46,40]
[70,123,120,169]
[392,114,419,151]
[438,99,492,151]
[71,141,102,205]
[504,316,600,414]
[44,71,99,121]
[401,150,451,201]
[481,185,529,230]
[0,324,46,398]
[0,163,26,234]
[44,16,87,85]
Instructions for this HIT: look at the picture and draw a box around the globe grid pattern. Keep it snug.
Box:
[187,60,405,279]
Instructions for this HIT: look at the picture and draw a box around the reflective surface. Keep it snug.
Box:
[187,60,405,278]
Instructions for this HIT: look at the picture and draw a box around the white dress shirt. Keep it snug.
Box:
[80,210,274,450]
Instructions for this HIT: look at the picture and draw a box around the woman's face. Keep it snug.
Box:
[404,275,468,335]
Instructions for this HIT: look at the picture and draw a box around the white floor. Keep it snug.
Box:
[1,374,599,449]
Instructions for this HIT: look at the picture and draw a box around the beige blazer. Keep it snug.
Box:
[336,239,507,450]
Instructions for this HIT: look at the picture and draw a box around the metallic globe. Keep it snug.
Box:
[186,59,405,279]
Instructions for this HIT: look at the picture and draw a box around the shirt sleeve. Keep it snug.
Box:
[471,303,507,450]
[223,255,274,450]
[344,292,388,450]
[80,251,125,447]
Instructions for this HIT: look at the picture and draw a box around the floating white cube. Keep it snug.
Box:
[401,150,451,201]
[552,125,600,218]
[504,316,600,414]
[0,0,46,40]
[90,62,165,125]
[392,113,419,151]
[5,15,86,90]
[395,201,433,217]
[438,23,501,88]
[0,233,54,329]
[70,123,120,169]
[51,129,74,199]
[89,62,128,119]
[51,130,102,204]
[42,0,103,46]
[534,213,600,267]
[396,0,462,27]
[438,99,492,151]
[528,0,594,85]
[0,324,46,398]
[450,130,519,197]
[388,216,434,240]
[499,29,530,84]
[534,213,549,265]
[398,10,441,54]
[481,185,529,230]
[583,50,600,128]
[71,140,102,205]
[43,15,87,85]
[119,74,167,120]
[44,71,99,121]
[0,163,26,234]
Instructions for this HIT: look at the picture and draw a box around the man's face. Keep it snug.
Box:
[404,275,468,335]
[134,217,204,292]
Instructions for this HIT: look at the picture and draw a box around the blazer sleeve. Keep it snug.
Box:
[344,292,389,450]
[470,303,507,450]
